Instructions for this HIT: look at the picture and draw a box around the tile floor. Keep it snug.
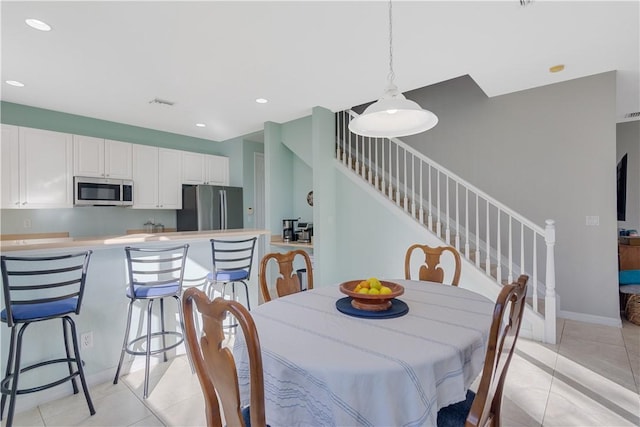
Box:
[5,317,640,427]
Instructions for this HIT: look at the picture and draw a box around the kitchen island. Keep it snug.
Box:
[0,228,270,414]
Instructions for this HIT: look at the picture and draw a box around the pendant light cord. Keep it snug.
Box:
[387,0,395,85]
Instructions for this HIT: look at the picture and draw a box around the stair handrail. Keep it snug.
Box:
[345,110,545,235]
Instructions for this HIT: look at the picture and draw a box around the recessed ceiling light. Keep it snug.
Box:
[196,123,206,128]
[255,98,268,104]
[549,64,565,73]
[25,18,52,31]
[6,80,25,87]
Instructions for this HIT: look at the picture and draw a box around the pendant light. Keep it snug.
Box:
[349,0,438,138]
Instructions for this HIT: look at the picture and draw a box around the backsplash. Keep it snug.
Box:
[0,208,176,238]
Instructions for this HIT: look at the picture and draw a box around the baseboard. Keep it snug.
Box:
[558,310,622,328]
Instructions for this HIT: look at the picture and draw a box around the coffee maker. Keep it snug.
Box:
[296,222,313,243]
[282,218,299,242]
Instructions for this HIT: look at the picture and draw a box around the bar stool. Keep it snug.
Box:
[207,238,257,329]
[113,244,189,399]
[1,251,95,427]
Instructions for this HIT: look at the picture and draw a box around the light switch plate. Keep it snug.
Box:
[586,215,600,226]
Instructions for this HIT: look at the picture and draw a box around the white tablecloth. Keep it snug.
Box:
[234,280,494,427]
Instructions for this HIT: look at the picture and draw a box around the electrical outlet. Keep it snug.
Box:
[81,331,93,349]
[23,218,32,228]
[586,215,600,226]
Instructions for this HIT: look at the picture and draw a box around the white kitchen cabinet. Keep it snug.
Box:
[205,154,229,185]
[181,151,206,184]
[1,124,20,208]
[73,135,132,179]
[1,126,73,209]
[181,152,229,186]
[132,145,182,209]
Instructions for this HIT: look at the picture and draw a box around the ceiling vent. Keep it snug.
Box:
[148,98,175,106]
[624,112,640,119]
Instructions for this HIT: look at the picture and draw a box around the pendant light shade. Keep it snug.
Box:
[348,83,438,138]
[348,0,438,138]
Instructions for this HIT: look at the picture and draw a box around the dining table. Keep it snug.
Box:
[233,279,495,427]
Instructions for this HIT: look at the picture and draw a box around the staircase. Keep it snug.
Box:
[335,110,557,344]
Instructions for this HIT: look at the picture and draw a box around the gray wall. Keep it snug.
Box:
[402,72,619,322]
[617,121,640,231]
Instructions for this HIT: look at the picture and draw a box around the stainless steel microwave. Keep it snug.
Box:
[74,176,133,206]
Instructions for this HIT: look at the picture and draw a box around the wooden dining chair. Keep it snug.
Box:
[182,287,267,427]
[437,274,529,427]
[404,244,462,285]
[259,250,314,302]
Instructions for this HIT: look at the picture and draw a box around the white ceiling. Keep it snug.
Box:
[2,1,638,142]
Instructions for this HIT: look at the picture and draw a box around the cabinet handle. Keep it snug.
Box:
[14,202,19,205]
[22,202,27,205]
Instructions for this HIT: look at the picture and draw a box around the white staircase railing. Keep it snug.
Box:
[336,110,557,344]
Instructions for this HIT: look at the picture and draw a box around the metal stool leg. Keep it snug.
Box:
[66,316,95,415]
[113,299,135,384]
[241,280,251,310]
[1,327,16,420]
[5,324,29,427]
[144,299,154,399]
[160,298,168,363]
[62,317,80,394]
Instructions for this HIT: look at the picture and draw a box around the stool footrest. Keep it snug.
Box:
[1,357,84,396]
[125,331,184,356]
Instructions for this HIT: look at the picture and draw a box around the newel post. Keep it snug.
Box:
[544,219,557,344]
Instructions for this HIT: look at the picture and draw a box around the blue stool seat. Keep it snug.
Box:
[127,282,180,299]
[437,389,475,427]
[207,269,249,282]
[1,298,78,323]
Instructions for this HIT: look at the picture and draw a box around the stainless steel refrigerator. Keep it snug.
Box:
[177,184,244,231]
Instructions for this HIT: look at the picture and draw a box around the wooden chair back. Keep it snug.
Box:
[182,288,266,427]
[404,244,462,285]
[259,250,314,302]
[467,274,529,427]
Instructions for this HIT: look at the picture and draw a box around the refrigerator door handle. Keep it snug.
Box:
[219,189,227,230]
[222,189,228,229]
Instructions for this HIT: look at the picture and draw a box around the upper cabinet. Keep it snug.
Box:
[1,125,20,208]
[1,125,73,209]
[73,135,132,179]
[132,145,182,209]
[181,152,229,186]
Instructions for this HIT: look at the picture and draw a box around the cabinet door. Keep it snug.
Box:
[104,139,132,179]
[205,155,229,185]
[19,127,73,208]
[132,145,159,209]
[158,148,182,209]
[73,135,104,177]
[1,124,20,208]
[181,151,205,184]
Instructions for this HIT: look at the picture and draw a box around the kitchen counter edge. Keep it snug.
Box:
[0,229,271,253]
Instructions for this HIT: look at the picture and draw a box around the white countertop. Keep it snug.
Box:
[0,229,270,253]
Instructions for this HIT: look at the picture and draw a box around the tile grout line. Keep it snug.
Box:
[120,373,169,427]
[540,319,565,426]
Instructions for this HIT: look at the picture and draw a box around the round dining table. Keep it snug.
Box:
[233,279,495,427]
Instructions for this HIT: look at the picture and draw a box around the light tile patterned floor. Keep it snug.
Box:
[5,318,640,426]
